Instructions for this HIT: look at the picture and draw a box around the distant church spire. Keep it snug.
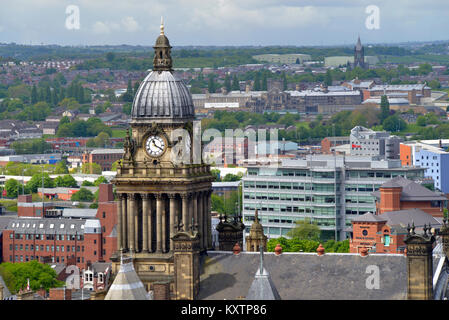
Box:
[354,35,365,69]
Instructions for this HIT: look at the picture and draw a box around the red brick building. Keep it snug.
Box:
[17,194,55,217]
[2,184,117,269]
[350,176,445,254]
[373,176,447,217]
[350,209,440,254]
[82,149,123,171]
[320,136,350,154]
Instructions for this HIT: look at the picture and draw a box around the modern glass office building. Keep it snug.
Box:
[242,155,425,242]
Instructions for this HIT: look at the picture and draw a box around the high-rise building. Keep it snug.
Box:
[242,155,425,241]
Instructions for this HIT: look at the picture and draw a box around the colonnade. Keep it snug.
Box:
[116,191,212,253]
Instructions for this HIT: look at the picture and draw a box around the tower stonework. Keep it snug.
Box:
[246,209,267,252]
[354,36,365,69]
[216,214,245,251]
[110,22,213,297]
[172,231,201,300]
[404,224,435,300]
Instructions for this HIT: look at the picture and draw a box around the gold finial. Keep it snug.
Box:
[160,16,164,35]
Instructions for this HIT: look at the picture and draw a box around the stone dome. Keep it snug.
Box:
[155,34,170,48]
[131,71,195,120]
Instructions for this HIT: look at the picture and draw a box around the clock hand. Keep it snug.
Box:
[152,140,163,151]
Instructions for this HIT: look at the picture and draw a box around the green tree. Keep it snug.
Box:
[54,160,69,174]
[261,73,267,91]
[287,218,320,240]
[106,52,115,62]
[224,74,231,92]
[211,193,224,213]
[60,116,70,126]
[0,261,64,294]
[81,180,95,186]
[211,169,221,182]
[26,172,54,193]
[121,79,134,102]
[416,115,427,127]
[94,176,108,186]
[81,163,102,174]
[231,75,240,91]
[71,188,94,202]
[54,175,77,188]
[282,72,287,91]
[382,115,407,132]
[5,179,20,198]
[324,69,333,86]
[222,173,242,182]
[122,102,132,115]
[31,85,38,104]
[254,72,261,91]
[208,75,216,93]
[379,95,390,123]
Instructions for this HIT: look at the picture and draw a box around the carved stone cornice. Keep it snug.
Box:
[141,193,152,200]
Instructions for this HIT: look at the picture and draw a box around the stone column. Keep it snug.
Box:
[121,194,128,250]
[128,194,136,253]
[192,193,198,230]
[156,194,163,253]
[206,191,212,249]
[135,196,139,252]
[162,200,167,253]
[202,192,208,250]
[129,194,137,252]
[197,192,204,250]
[149,196,154,253]
[168,194,177,251]
[181,194,189,232]
[116,194,123,250]
[188,194,193,232]
[142,194,150,252]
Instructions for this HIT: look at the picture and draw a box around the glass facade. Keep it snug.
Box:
[243,162,424,241]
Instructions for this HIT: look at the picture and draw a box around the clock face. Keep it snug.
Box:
[145,135,166,157]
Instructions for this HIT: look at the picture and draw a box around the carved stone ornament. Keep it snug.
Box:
[123,128,136,162]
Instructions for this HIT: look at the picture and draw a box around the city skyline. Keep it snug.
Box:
[0,0,448,46]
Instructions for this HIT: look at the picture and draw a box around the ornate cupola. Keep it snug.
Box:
[153,17,173,72]
[131,18,194,122]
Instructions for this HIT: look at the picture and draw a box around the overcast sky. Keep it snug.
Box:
[0,0,448,47]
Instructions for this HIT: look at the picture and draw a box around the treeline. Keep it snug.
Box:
[56,117,112,137]
[11,138,52,155]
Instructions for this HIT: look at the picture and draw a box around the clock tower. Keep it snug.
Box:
[110,20,214,297]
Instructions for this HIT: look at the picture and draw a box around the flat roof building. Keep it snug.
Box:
[242,155,426,242]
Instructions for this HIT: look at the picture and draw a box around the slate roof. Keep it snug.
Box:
[372,176,447,201]
[6,217,100,235]
[0,274,11,299]
[105,255,150,300]
[246,250,281,300]
[380,208,441,229]
[352,212,387,223]
[199,251,407,300]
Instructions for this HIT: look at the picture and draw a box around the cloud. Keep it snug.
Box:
[92,21,120,35]
[121,16,140,32]
[0,0,448,45]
